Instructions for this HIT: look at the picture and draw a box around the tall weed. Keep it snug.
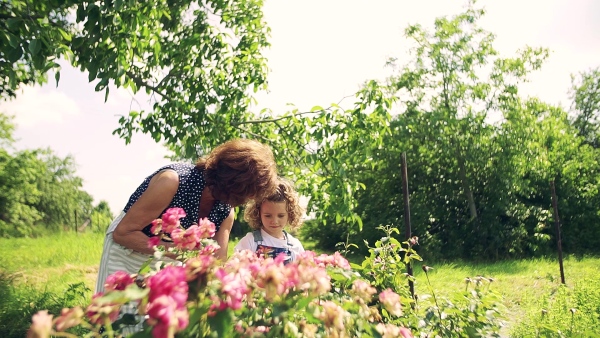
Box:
[511,279,600,337]
[0,271,90,338]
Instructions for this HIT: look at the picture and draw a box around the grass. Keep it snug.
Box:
[1,232,599,337]
[408,256,600,335]
[0,231,105,294]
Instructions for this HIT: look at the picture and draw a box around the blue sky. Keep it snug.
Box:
[1,0,598,214]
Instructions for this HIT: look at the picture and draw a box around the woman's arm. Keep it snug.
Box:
[112,170,179,254]
[213,208,235,261]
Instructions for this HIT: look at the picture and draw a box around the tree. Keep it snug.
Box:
[34,150,94,230]
[90,200,114,232]
[0,113,95,236]
[569,67,600,148]
[4,0,600,257]
[0,0,75,99]
[1,0,270,152]
[302,2,600,259]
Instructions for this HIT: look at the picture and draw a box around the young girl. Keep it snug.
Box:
[234,178,305,264]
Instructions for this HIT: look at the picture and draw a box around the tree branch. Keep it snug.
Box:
[126,71,168,98]
[232,94,354,126]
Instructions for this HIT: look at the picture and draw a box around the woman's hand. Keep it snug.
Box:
[112,170,179,254]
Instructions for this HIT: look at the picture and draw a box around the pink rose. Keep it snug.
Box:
[54,307,84,332]
[214,268,250,310]
[150,219,163,235]
[171,225,202,250]
[148,236,161,249]
[197,217,216,238]
[379,289,403,317]
[27,310,53,338]
[147,266,189,306]
[185,254,216,281]
[161,208,186,234]
[85,292,120,325]
[104,271,134,292]
[146,296,189,338]
[351,279,377,302]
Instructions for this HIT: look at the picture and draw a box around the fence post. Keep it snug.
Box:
[550,180,566,285]
[401,152,415,300]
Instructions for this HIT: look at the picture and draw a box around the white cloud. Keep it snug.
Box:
[0,86,80,128]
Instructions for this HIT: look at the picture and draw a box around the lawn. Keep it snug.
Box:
[1,231,599,337]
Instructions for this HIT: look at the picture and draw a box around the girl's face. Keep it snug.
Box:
[260,200,289,239]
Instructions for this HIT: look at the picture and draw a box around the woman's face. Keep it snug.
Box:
[260,200,288,239]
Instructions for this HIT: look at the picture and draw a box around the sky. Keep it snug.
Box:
[0,0,598,214]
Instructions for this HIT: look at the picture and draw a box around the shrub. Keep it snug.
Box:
[0,271,89,338]
[27,209,506,338]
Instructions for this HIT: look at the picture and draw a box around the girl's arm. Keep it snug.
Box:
[112,170,179,254]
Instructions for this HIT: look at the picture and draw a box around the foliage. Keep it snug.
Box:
[300,2,600,260]
[3,0,600,259]
[4,227,600,337]
[0,113,111,237]
[0,0,75,99]
[510,279,600,337]
[90,201,116,233]
[569,67,600,148]
[353,226,505,337]
[0,271,90,338]
[0,0,270,150]
[27,209,510,338]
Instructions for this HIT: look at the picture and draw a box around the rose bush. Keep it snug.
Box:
[27,209,503,337]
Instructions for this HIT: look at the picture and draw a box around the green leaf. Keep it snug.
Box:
[6,18,20,30]
[7,47,23,62]
[123,285,149,300]
[295,296,313,310]
[138,257,152,275]
[55,71,60,87]
[28,39,41,55]
[355,214,363,231]
[207,309,233,337]
[57,28,72,42]
[350,263,363,270]
[6,33,19,48]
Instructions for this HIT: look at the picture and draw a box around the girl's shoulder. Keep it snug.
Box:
[234,232,256,251]
[285,232,304,248]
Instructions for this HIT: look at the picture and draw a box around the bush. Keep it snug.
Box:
[26,209,506,338]
[0,271,89,338]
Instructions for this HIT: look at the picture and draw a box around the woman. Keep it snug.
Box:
[95,139,278,293]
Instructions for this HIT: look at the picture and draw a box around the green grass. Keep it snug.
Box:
[0,231,104,338]
[407,256,600,335]
[1,232,599,337]
[0,231,105,294]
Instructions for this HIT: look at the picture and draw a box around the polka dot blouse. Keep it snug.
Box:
[122,163,232,237]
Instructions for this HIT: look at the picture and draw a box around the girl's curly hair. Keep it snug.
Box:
[196,139,278,207]
[244,177,304,231]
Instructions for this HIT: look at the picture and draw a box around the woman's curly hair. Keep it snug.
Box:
[196,139,278,207]
[244,177,305,231]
